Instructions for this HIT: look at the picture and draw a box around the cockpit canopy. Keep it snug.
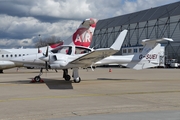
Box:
[51,45,92,55]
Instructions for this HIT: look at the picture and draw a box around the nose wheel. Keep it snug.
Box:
[30,68,44,83]
[34,76,41,82]
[30,76,44,83]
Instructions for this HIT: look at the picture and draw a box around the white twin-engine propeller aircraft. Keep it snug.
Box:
[0,18,98,73]
[11,30,128,83]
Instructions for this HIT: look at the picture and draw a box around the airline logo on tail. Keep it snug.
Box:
[73,28,93,47]
[71,18,97,47]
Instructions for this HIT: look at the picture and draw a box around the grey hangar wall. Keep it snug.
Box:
[91,1,180,62]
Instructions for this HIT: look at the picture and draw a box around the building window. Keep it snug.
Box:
[10,55,13,57]
[2,55,4,58]
[134,48,137,53]
[128,49,132,53]
[139,48,143,53]
[6,55,8,57]
[19,54,21,57]
[122,49,127,53]
[15,54,17,57]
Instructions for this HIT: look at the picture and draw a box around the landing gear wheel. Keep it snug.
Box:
[64,75,71,81]
[0,70,3,73]
[34,76,41,82]
[31,76,44,83]
[74,77,81,83]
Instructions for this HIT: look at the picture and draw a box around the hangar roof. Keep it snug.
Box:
[96,1,180,29]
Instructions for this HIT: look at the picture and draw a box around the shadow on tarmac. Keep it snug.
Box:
[0,78,73,90]
[42,78,73,90]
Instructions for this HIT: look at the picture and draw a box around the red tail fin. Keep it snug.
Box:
[64,18,98,47]
[49,18,97,49]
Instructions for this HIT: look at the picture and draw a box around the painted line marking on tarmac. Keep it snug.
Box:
[0,83,45,86]
[1,90,180,103]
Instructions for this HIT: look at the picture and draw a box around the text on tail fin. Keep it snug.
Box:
[72,18,98,47]
[73,28,93,47]
[62,18,98,47]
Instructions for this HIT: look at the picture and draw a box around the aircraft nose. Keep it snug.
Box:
[39,56,49,62]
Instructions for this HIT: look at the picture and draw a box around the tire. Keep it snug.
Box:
[64,75,71,81]
[34,76,41,82]
[74,77,81,83]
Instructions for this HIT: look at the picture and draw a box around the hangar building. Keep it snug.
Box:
[91,1,180,63]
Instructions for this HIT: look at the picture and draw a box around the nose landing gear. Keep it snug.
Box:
[30,68,44,83]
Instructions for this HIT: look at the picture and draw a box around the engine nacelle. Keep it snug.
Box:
[49,64,61,69]
[50,61,68,69]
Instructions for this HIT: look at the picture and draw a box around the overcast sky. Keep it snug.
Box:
[0,0,179,48]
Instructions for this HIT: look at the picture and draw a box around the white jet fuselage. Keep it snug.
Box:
[95,55,134,65]
[0,49,41,70]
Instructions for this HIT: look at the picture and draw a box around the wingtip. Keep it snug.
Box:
[162,38,173,42]
[110,29,128,50]
[142,38,173,44]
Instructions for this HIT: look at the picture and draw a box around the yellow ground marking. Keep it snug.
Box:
[0,90,180,103]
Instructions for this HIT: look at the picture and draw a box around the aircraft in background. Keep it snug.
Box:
[0,18,98,73]
[11,30,128,83]
[0,44,62,73]
[95,38,173,69]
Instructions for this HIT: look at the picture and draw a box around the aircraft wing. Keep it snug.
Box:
[70,49,119,66]
[70,29,128,66]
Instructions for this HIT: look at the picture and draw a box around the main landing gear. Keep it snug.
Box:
[31,68,44,83]
[63,68,81,83]
[63,69,71,81]
[72,68,81,83]
[0,70,3,74]
[30,68,81,83]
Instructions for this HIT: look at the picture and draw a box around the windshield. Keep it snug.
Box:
[51,46,72,55]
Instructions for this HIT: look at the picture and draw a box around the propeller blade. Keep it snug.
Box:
[45,61,48,71]
[45,46,49,57]
[39,45,49,71]
[38,46,41,53]
[52,55,57,61]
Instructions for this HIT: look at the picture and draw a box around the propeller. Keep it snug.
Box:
[45,46,49,71]
[39,46,49,71]
[45,45,49,57]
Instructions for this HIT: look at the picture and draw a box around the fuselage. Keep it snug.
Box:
[10,45,92,69]
[95,55,135,65]
[0,47,50,70]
